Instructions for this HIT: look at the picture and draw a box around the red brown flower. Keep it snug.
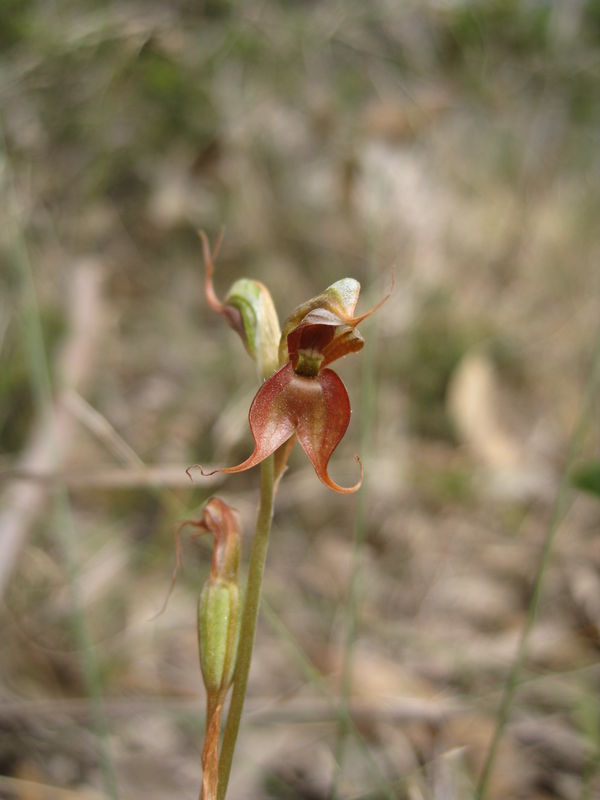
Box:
[194,262,390,493]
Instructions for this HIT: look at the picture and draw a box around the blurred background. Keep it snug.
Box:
[1,1,600,798]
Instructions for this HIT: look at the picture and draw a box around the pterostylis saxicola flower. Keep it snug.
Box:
[193,263,391,492]
[185,232,390,800]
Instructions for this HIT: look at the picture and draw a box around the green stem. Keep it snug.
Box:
[476,330,600,799]
[217,455,275,799]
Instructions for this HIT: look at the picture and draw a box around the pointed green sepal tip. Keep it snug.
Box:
[323,278,361,315]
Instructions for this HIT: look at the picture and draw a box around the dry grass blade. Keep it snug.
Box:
[0,264,105,597]
[0,774,106,800]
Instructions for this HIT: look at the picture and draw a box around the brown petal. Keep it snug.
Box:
[198,497,242,581]
[199,229,253,352]
[158,497,241,617]
[192,364,361,493]
[286,310,364,371]
[200,229,226,315]
[198,363,297,477]
[295,369,362,494]
[321,327,364,367]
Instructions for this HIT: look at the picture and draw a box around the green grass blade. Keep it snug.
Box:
[476,328,600,799]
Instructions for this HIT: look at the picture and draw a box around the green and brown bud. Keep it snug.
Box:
[173,498,242,698]
[201,231,281,379]
[192,497,242,698]
[176,498,243,800]
[198,578,240,696]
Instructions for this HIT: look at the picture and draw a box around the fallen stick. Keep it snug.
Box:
[0,464,203,490]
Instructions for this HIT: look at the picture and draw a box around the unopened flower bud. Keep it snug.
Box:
[201,231,281,379]
[192,498,242,699]
[224,278,281,379]
[198,578,240,695]
[174,498,242,700]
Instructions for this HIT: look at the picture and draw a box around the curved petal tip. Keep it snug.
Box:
[316,453,363,494]
[186,463,219,480]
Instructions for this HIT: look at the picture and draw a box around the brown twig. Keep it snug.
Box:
[0,464,210,489]
[0,693,463,725]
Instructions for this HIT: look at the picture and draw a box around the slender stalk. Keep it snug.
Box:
[217,455,276,799]
[201,696,223,800]
[476,330,600,799]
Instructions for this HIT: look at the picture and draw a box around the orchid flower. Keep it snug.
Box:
[189,239,390,799]
[194,235,390,493]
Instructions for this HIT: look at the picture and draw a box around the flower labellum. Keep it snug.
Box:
[206,360,359,493]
